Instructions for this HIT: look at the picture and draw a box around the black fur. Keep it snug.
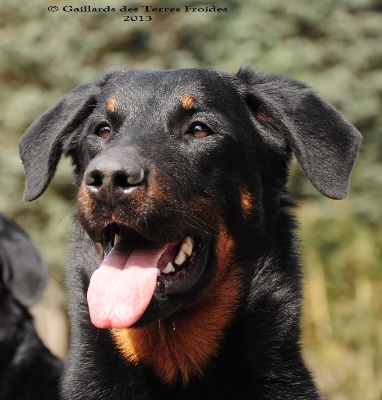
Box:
[0,213,62,400]
[19,66,362,399]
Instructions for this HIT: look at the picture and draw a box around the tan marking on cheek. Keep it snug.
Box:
[147,171,168,203]
[240,188,253,218]
[77,181,93,217]
[77,180,101,232]
[106,98,117,113]
[214,221,236,275]
[111,221,242,386]
[181,95,195,110]
[95,242,103,255]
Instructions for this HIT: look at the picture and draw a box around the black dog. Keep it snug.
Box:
[0,212,62,400]
[19,66,361,399]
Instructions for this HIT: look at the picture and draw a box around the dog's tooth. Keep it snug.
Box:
[114,234,120,244]
[181,237,193,256]
[175,250,187,266]
[157,269,161,277]
[163,262,175,274]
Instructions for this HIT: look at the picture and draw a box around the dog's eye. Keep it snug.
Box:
[95,124,112,139]
[189,124,212,139]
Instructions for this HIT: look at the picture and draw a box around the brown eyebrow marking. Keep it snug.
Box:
[106,98,117,113]
[181,95,196,111]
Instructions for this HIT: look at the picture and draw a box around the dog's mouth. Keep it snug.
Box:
[87,224,210,329]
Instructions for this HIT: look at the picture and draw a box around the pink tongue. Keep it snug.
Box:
[87,240,166,329]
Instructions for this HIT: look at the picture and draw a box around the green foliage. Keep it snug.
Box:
[0,1,380,398]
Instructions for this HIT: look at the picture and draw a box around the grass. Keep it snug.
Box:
[299,200,382,400]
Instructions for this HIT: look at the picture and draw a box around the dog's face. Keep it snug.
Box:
[19,66,362,331]
[75,69,260,328]
[76,69,258,242]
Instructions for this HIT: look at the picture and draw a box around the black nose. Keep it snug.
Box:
[84,153,145,205]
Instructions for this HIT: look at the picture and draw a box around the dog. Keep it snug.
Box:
[0,212,62,400]
[19,65,362,399]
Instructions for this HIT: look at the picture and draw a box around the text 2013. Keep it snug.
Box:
[124,15,153,21]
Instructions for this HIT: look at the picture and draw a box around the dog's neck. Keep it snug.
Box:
[110,227,243,386]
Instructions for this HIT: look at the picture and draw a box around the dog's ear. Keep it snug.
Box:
[0,213,48,307]
[237,65,362,199]
[19,70,122,201]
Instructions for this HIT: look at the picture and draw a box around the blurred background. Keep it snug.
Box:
[0,0,381,398]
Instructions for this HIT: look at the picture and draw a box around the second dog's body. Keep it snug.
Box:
[0,213,62,400]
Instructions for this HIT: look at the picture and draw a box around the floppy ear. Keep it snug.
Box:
[237,66,362,199]
[0,213,48,307]
[19,70,122,201]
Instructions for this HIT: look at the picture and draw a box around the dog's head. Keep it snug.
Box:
[19,66,361,330]
[0,212,48,308]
